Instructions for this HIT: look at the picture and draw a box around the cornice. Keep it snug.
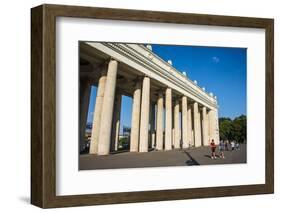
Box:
[102,43,218,109]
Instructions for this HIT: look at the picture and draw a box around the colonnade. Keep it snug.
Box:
[88,59,219,155]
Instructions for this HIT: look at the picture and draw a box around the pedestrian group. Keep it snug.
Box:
[209,139,240,159]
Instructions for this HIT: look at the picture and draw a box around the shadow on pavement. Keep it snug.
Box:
[183,151,200,165]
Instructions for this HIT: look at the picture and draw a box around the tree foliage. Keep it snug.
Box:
[219,115,247,143]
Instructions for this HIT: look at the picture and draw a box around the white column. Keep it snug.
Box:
[214,109,220,144]
[187,102,193,147]
[110,93,122,151]
[89,70,106,154]
[165,88,172,150]
[139,76,150,152]
[174,99,180,149]
[172,128,175,148]
[156,91,164,150]
[206,110,210,144]
[208,109,215,145]
[150,103,156,148]
[193,102,202,147]
[191,130,194,147]
[202,106,209,146]
[130,81,142,152]
[209,109,219,145]
[181,96,188,148]
[97,59,118,155]
[179,113,182,145]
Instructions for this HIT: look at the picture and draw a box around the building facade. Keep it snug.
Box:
[79,42,219,155]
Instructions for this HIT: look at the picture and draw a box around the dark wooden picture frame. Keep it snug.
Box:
[31,4,274,208]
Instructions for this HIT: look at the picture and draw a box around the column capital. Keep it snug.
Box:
[109,57,119,63]
[166,87,172,90]
[139,75,150,82]
[202,106,207,112]
[103,57,119,66]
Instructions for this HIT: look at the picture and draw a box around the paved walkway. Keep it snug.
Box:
[79,144,246,170]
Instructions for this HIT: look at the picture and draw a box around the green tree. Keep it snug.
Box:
[232,115,247,143]
[219,117,233,141]
[219,115,247,143]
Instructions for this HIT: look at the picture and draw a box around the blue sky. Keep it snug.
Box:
[86,44,246,133]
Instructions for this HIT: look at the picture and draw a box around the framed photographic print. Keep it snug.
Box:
[31,4,274,208]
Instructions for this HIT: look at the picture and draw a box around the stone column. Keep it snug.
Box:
[191,130,194,146]
[208,109,215,145]
[150,103,156,148]
[206,110,210,143]
[97,59,118,155]
[202,106,209,146]
[139,76,150,152]
[193,102,202,147]
[156,91,164,150]
[79,78,91,151]
[130,80,142,152]
[172,128,175,148]
[89,70,107,154]
[198,108,202,146]
[214,109,220,145]
[174,99,180,149]
[165,88,172,150]
[209,109,219,145]
[179,113,182,144]
[110,93,122,151]
[181,96,188,148]
[187,104,193,147]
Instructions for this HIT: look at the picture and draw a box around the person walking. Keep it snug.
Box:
[225,140,229,151]
[210,139,217,159]
[231,141,235,151]
[219,140,225,159]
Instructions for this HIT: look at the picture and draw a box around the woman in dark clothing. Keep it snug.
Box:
[210,139,217,159]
